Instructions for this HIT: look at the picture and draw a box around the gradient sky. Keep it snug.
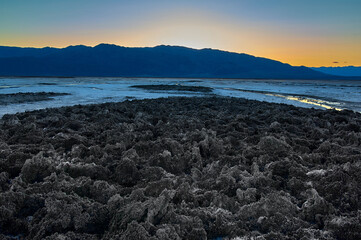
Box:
[1,0,360,67]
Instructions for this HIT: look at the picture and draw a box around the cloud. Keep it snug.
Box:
[333,61,339,64]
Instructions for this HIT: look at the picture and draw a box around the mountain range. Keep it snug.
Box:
[311,66,361,77]
[0,44,357,79]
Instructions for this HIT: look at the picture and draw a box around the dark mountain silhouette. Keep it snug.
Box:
[312,66,361,77]
[0,44,353,79]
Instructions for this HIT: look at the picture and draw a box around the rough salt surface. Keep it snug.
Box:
[0,97,360,239]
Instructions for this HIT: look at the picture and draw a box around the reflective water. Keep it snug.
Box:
[1,77,360,117]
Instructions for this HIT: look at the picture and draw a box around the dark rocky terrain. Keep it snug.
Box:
[0,97,360,239]
[0,92,69,105]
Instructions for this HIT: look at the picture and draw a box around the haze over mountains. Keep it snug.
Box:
[0,44,355,79]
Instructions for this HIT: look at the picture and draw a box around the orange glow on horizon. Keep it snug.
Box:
[1,9,360,67]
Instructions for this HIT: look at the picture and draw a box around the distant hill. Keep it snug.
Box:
[0,44,353,79]
[311,66,361,77]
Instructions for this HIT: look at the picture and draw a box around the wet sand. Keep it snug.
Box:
[130,84,213,93]
[0,92,69,105]
[0,97,360,239]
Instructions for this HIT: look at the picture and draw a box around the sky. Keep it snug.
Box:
[1,0,360,67]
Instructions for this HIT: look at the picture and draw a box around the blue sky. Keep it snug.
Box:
[1,0,360,66]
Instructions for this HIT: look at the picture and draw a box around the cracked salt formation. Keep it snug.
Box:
[0,97,360,239]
